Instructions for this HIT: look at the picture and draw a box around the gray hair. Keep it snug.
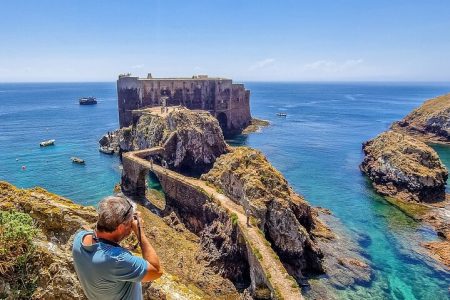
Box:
[96,196,134,233]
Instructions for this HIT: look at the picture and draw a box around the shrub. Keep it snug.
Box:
[0,210,39,298]
[230,213,238,225]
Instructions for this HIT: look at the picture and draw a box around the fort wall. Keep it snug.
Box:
[117,74,251,135]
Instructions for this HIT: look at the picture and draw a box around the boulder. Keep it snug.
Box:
[360,131,448,202]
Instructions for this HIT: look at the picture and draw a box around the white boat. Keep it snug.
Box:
[71,157,85,164]
[40,139,55,147]
[99,146,114,155]
[276,113,287,117]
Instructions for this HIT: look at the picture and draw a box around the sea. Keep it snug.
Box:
[0,82,449,299]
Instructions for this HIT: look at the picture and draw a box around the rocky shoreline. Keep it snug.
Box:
[241,118,270,135]
[0,106,380,299]
[115,107,373,297]
[391,93,450,145]
[360,93,450,268]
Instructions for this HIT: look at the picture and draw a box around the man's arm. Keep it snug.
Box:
[132,214,163,282]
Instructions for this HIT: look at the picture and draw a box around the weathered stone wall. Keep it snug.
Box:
[117,75,251,135]
[121,153,279,295]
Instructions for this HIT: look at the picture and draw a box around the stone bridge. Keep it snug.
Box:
[121,148,302,300]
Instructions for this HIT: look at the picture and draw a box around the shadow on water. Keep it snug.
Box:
[226,134,248,146]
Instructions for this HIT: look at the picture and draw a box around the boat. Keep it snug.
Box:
[71,157,85,164]
[99,146,114,155]
[276,113,287,117]
[79,97,97,105]
[40,139,55,147]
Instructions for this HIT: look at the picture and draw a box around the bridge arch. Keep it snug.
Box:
[217,112,228,132]
[121,148,303,299]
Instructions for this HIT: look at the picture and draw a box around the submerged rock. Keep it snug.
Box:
[201,147,324,279]
[360,130,448,203]
[391,93,450,144]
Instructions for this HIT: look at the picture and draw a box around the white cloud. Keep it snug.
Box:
[303,59,363,73]
[131,64,144,69]
[249,58,275,71]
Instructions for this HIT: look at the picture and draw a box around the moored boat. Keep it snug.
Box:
[71,157,85,164]
[99,146,114,155]
[40,139,55,147]
[79,97,97,105]
[276,112,287,117]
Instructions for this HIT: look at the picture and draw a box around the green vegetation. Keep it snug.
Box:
[0,210,40,299]
[253,248,263,261]
[384,196,430,219]
[230,213,238,225]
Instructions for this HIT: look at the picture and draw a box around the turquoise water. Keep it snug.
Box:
[1,82,449,299]
[0,83,121,206]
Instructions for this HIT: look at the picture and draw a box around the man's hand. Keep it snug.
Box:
[130,211,163,282]
[131,211,144,236]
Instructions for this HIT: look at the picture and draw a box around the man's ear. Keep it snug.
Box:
[117,223,126,232]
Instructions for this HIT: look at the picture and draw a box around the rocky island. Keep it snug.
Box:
[360,130,448,203]
[361,94,450,268]
[391,93,450,144]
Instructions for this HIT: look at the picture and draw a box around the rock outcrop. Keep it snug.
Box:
[0,181,96,299]
[201,147,324,279]
[360,130,448,203]
[391,93,450,144]
[111,107,228,175]
[0,182,241,299]
[98,130,121,153]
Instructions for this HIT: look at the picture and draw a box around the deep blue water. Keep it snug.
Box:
[1,82,449,299]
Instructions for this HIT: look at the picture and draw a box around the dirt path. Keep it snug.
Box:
[128,151,302,299]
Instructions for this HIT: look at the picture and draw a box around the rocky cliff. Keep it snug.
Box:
[360,130,448,203]
[0,182,241,299]
[0,181,96,299]
[391,93,450,144]
[201,147,324,279]
[105,107,228,175]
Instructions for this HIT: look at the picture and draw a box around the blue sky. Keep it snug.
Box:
[1,0,449,82]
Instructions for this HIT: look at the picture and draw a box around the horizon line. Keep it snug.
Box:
[1,80,450,84]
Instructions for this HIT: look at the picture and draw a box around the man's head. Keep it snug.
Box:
[96,196,134,241]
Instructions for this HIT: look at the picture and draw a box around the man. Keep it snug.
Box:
[72,196,162,299]
[245,207,251,226]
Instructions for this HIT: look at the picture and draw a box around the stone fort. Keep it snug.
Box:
[117,73,251,135]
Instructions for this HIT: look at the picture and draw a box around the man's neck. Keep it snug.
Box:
[95,230,121,244]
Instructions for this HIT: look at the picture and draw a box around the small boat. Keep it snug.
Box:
[99,146,114,155]
[276,113,287,117]
[40,139,55,147]
[79,97,97,105]
[71,157,85,164]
